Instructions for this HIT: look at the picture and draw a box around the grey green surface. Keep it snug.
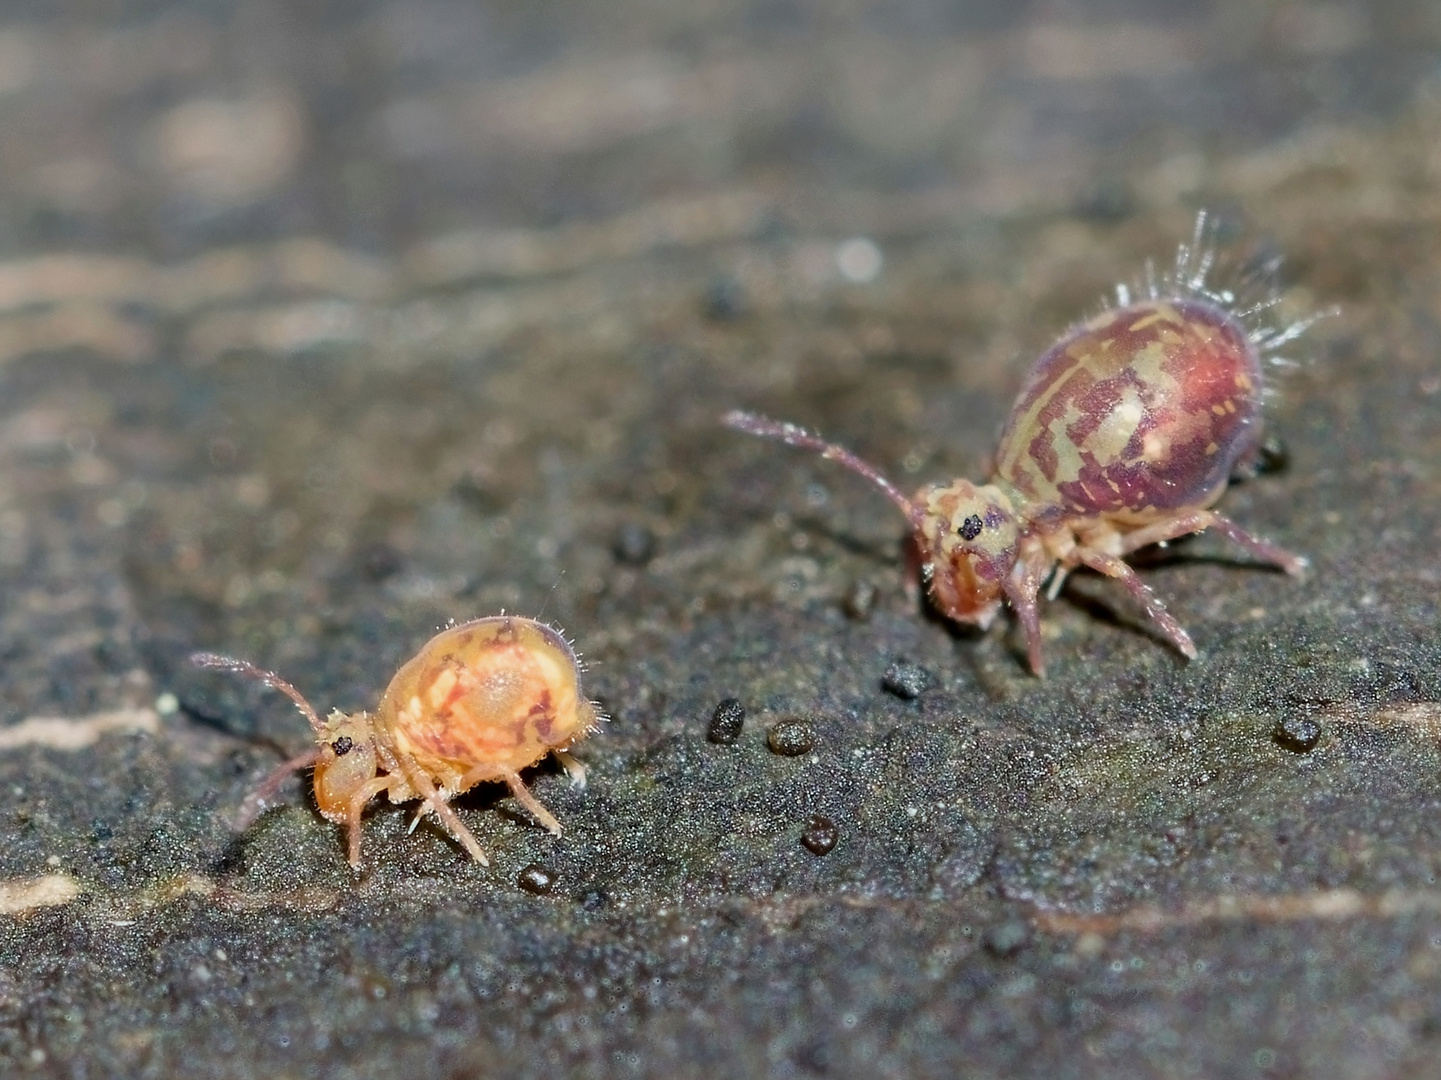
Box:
[0,2,1439,1077]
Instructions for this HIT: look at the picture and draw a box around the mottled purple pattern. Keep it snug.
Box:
[994,298,1263,522]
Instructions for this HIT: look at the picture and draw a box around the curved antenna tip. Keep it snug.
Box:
[721,409,919,522]
[190,651,325,737]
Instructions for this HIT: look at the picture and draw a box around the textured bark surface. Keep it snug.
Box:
[0,2,1439,1077]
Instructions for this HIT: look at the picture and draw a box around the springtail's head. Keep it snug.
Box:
[910,478,1020,628]
[722,410,1021,626]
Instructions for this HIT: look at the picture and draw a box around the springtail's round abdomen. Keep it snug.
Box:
[994,297,1264,524]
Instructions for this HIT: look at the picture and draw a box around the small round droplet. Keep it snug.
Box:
[882,660,935,701]
[1273,713,1321,753]
[800,814,839,855]
[613,522,656,565]
[517,864,556,895]
[767,718,816,756]
[835,237,883,283]
[707,698,746,744]
[842,578,878,621]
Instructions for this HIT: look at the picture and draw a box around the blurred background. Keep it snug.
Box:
[1,1,1432,250]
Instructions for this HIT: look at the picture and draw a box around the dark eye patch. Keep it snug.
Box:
[958,515,983,541]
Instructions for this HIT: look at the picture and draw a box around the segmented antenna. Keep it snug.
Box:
[190,652,326,737]
[722,410,921,525]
